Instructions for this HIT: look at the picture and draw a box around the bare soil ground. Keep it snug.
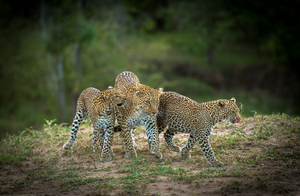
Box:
[0,114,300,196]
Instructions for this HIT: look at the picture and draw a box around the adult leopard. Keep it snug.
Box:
[63,87,125,162]
[112,71,163,160]
[156,92,241,167]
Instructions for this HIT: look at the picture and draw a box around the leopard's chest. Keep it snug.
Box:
[90,104,115,128]
[126,109,152,128]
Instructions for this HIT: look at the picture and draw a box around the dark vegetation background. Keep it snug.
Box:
[1,0,300,139]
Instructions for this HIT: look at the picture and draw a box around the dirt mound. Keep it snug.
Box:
[0,115,299,195]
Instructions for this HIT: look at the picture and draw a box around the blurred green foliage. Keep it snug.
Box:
[0,0,299,139]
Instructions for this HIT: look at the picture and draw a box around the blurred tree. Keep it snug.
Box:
[210,0,300,66]
[1,0,299,139]
[40,0,96,122]
[0,0,50,137]
[122,0,300,66]
[121,0,168,32]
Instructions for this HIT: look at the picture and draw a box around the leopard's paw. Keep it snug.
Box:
[150,147,163,159]
[100,153,112,162]
[209,159,223,167]
[180,152,191,160]
[153,151,163,159]
[171,145,180,153]
[110,149,115,157]
[125,151,137,159]
[63,140,73,149]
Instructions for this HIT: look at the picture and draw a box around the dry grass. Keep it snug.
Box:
[0,114,300,195]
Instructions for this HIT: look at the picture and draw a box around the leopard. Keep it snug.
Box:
[110,71,163,160]
[63,87,125,162]
[156,92,241,167]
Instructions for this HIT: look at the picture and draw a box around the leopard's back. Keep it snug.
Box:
[115,71,140,93]
[158,92,204,132]
[157,92,241,133]
[77,87,102,116]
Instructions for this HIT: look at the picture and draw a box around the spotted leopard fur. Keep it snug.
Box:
[111,71,163,159]
[63,87,125,162]
[156,92,241,167]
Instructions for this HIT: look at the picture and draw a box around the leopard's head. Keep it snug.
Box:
[217,97,241,123]
[106,86,126,106]
[114,93,126,106]
[127,85,163,116]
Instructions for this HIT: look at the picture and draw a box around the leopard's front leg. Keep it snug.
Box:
[100,127,115,162]
[117,128,137,149]
[145,119,163,159]
[122,122,137,159]
[198,133,222,167]
[92,126,104,152]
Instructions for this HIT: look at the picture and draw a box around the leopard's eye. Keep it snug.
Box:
[146,100,150,104]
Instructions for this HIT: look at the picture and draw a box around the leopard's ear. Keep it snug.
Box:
[115,95,121,103]
[135,88,141,96]
[108,86,113,90]
[102,93,109,100]
[158,88,163,94]
[218,100,226,108]
[230,97,236,103]
[127,85,137,94]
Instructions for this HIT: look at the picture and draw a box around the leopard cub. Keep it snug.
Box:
[63,87,125,162]
[157,92,242,167]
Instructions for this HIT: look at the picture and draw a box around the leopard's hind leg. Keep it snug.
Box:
[63,110,85,149]
[180,133,197,160]
[157,117,180,153]
[163,129,180,153]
